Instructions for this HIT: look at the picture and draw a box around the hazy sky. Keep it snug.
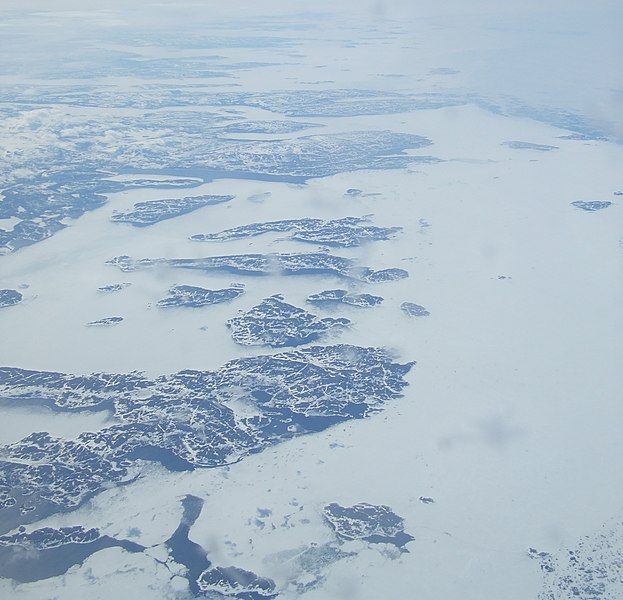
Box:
[2,0,621,140]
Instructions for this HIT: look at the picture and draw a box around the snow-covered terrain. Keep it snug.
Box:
[0,1,622,599]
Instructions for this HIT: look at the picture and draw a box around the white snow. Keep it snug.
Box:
[1,1,622,598]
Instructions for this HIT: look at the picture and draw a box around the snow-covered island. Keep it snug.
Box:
[157,284,245,308]
[111,195,234,226]
[226,295,350,347]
